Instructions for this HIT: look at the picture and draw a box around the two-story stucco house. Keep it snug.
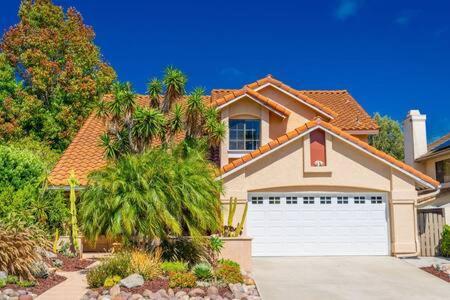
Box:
[49,75,439,258]
[403,110,450,221]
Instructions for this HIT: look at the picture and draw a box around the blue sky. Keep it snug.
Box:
[1,0,449,141]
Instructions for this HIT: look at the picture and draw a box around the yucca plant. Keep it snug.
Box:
[0,221,50,280]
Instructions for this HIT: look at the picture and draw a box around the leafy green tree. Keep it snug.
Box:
[0,0,116,150]
[369,113,404,161]
[0,144,44,191]
[0,144,68,232]
[0,53,22,139]
[80,144,222,246]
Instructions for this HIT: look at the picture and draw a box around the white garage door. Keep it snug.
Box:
[247,193,389,256]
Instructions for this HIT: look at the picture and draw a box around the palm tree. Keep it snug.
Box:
[185,87,206,139]
[204,107,226,147]
[147,78,162,108]
[80,145,222,246]
[166,103,184,143]
[132,107,166,152]
[161,67,187,113]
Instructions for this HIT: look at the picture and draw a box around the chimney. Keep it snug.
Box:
[403,110,427,168]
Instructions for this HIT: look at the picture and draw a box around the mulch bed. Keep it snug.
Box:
[95,278,231,297]
[56,254,94,272]
[1,274,67,296]
[421,266,450,283]
[43,253,94,272]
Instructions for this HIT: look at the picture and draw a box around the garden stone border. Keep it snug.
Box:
[81,283,261,300]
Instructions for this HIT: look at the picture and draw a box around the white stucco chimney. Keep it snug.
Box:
[403,110,427,168]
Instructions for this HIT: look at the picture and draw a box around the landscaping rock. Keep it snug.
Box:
[119,274,144,288]
[142,290,154,298]
[175,291,187,297]
[109,284,121,298]
[129,294,143,300]
[18,295,33,300]
[157,289,169,298]
[188,288,205,297]
[207,286,219,296]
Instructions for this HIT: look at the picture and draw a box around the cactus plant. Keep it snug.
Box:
[68,171,79,255]
[222,197,248,237]
[52,228,59,253]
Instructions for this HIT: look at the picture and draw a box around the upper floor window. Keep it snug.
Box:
[436,158,450,183]
[229,119,261,150]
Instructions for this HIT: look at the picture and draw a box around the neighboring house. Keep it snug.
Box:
[403,110,450,220]
[49,75,439,258]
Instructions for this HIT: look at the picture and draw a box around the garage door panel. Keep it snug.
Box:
[248,193,389,256]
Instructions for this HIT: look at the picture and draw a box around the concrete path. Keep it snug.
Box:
[253,256,450,300]
[36,270,89,300]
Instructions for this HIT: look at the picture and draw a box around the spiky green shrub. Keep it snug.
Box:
[192,262,212,280]
[218,259,240,269]
[160,237,207,266]
[86,252,131,288]
[17,280,36,287]
[0,222,50,280]
[129,249,162,280]
[161,261,188,275]
[31,260,49,279]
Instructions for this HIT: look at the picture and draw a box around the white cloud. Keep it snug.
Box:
[334,0,364,21]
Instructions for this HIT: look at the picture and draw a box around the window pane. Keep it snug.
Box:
[436,159,450,183]
[229,119,261,151]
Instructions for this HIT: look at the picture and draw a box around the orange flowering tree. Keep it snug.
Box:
[0,0,116,150]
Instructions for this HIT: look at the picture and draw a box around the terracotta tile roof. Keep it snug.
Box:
[244,75,338,118]
[299,90,378,131]
[48,113,107,186]
[212,75,378,131]
[213,88,291,117]
[219,119,439,188]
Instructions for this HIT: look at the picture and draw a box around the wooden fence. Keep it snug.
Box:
[418,208,445,256]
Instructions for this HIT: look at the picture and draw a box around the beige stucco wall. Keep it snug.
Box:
[221,132,420,256]
[422,152,450,180]
[259,86,323,139]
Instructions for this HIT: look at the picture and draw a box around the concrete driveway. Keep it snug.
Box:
[252,256,450,300]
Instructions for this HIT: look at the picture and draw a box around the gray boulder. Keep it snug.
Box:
[119,274,144,288]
